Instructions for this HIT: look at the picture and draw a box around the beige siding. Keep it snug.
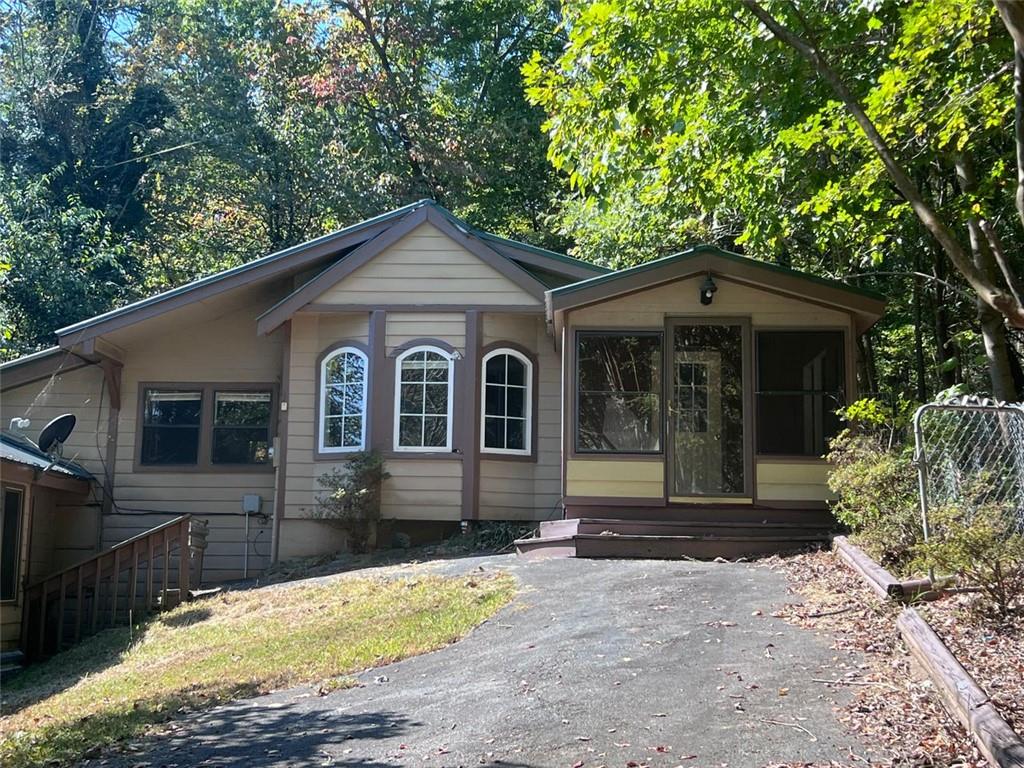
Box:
[477,314,561,521]
[382,459,462,521]
[387,312,465,354]
[316,223,541,306]
[0,481,94,652]
[112,291,284,582]
[566,459,664,498]
[482,313,537,349]
[1,603,20,651]
[277,518,348,560]
[286,309,556,530]
[1,363,109,486]
[756,460,835,502]
[285,310,469,528]
[570,275,851,327]
[2,366,108,560]
[283,313,369,521]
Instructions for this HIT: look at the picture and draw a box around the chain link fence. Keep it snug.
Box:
[912,396,1024,544]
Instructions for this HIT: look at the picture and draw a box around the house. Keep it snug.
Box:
[1,200,886,650]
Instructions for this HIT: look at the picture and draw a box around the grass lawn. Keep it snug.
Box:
[0,572,514,768]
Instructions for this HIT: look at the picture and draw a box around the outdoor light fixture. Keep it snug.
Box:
[700,274,718,305]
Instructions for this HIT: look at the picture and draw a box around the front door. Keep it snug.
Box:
[669,320,749,498]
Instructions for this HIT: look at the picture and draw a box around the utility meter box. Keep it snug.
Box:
[242,494,262,515]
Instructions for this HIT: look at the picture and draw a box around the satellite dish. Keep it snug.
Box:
[38,414,76,456]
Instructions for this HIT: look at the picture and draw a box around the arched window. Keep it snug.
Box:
[481,349,532,455]
[319,347,368,453]
[394,345,454,451]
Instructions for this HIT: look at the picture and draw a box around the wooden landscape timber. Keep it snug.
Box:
[898,608,1024,768]
[832,535,936,601]
[832,535,1024,767]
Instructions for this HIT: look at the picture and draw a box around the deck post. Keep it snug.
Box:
[161,533,170,608]
[56,572,67,651]
[145,537,155,614]
[74,565,84,643]
[37,579,48,658]
[109,548,121,626]
[91,559,101,633]
[129,541,140,620]
[178,519,191,603]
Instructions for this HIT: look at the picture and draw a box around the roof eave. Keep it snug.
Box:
[545,245,887,331]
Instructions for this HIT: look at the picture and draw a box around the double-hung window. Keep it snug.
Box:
[320,347,368,452]
[481,349,532,455]
[141,389,203,465]
[212,391,272,464]
[139,385,273,468]
[395,346,454,451]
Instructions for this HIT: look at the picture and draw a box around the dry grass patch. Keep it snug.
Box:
[0,572,514,768]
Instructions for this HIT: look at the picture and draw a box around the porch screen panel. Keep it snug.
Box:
[756,331,845,456]
[576,332,662,453]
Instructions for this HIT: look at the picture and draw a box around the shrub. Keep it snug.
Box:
[451,521,537,553]
[914,502,1024,617]
[316,451,390,554]
[827,398,922,571]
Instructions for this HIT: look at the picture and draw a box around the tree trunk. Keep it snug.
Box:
[913,250,928,401]
[955,155,1018,400]
[929,245,958,388]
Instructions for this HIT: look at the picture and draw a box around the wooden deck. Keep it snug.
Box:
[514,515,834,560]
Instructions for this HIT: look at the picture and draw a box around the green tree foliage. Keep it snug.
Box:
[827,400,922,571]
[0,0,562,356]
[525,0,1024,400]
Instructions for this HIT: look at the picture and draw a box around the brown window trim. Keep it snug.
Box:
[313,340,371,461]
[133,382,278,474]
[479,341,539,463]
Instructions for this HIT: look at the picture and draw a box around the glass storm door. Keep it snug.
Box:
[670,322,747,497]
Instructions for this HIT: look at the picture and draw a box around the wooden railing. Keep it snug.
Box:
[20,515,209,661]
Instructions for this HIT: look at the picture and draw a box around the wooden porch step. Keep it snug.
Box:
[540,517,834,539]
[515,528,829,561]
[563,504,835,527]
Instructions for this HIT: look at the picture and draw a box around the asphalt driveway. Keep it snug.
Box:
[104,556,867,767]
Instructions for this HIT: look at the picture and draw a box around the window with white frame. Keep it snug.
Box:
[481,349,532,455]
[320,347,368,452]
[395,346,454,451]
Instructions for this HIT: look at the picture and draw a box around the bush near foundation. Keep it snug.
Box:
[316,451,390,554]
[827,398,922,572]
